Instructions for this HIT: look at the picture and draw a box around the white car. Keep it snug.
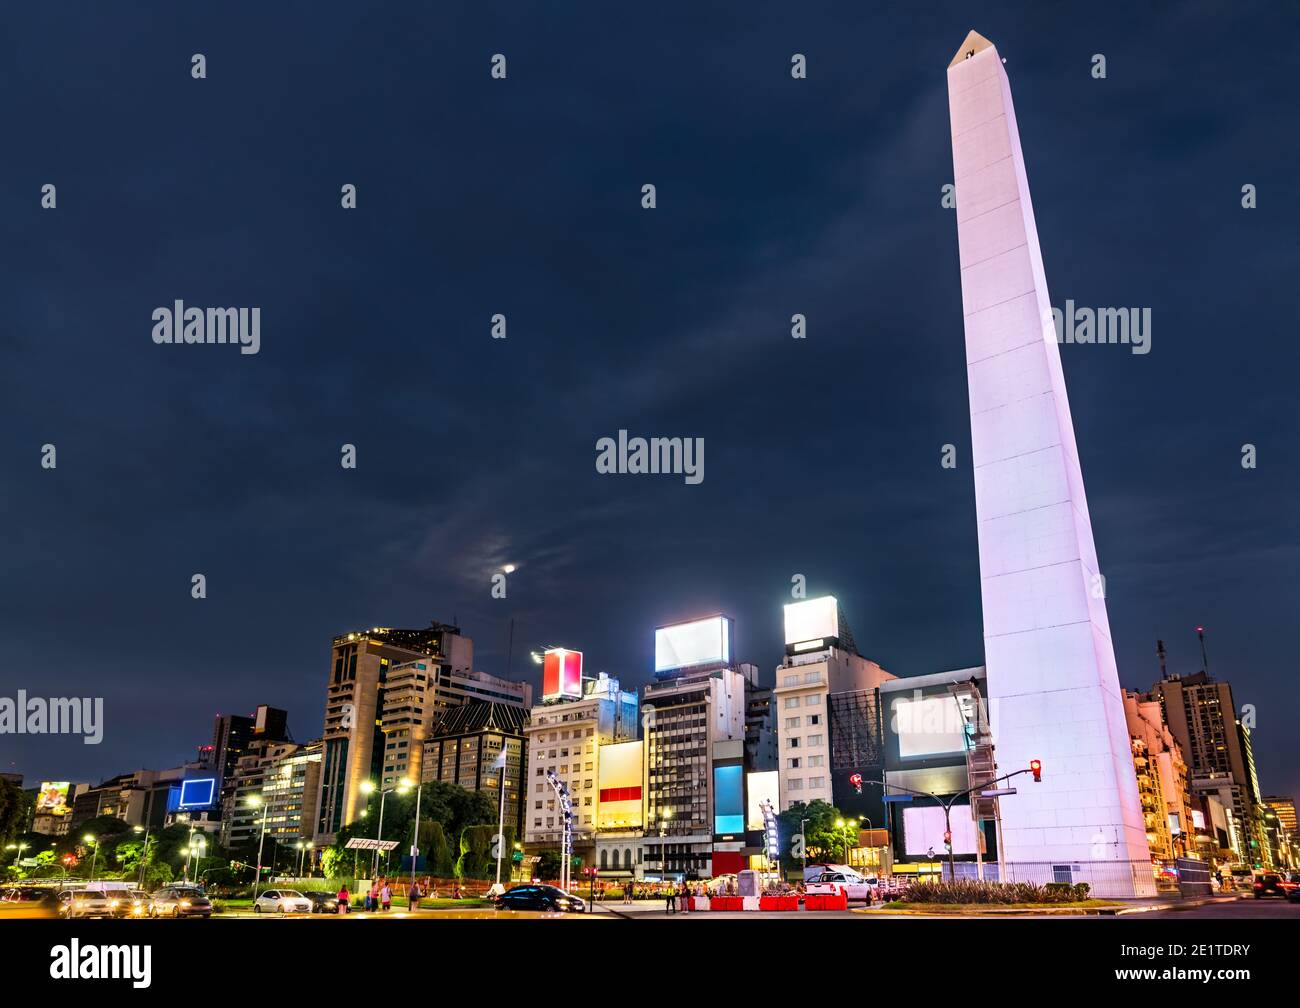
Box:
[253,889,312,914]
[805,871,877,901]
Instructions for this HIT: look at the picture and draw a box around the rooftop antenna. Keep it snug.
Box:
[1195,626,1209,675]
[1156,639,1168,679]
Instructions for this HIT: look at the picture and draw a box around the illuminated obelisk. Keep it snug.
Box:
[947,31,1154,896]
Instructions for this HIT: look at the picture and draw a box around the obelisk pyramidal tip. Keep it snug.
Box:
[946,33,1155,897]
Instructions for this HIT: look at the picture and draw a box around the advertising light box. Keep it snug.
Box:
[37,782,72,816]
[902,805,978,855]
[542,648,583,701]
[746,770,780,831]
[654,616,731,674]
[784,596,838,647]
[890,694,969,758]
[177,777,217,810]
[713,765,744,834]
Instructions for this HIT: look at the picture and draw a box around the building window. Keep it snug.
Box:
[808,776,825,789]
[805,695,822,706]
[788,737,800,748]
[787,758,801,769]
[808,734,823,746]
[784,717,801,729]
[784,698,800,710]
[788,779,803,792]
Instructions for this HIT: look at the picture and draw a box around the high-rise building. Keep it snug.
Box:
[775,597,893,811]
[224,739,323,857]
[523,670,638,867]
[212,705,290,823]
[947,30,1153,894]
[422,700,529,837]
[1147,670,1266,865]
[313,622,530,844]
[1122,691,1195,864]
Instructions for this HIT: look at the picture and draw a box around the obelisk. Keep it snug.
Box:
[947,30,1154,896]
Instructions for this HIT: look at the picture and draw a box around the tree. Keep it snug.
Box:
[776,799,846,872]
[537,849,562,881]
[0,779,32,846]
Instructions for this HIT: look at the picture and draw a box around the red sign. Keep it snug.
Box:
[542,648,583,700]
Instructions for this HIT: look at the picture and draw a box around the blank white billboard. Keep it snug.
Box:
[890,695,968,758]
[654,616,731,673]
[902,805,978,855]
[783,596,838,646]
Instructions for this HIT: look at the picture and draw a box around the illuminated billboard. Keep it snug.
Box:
[890,694,969,759]
[36,782,72,816]
[177,778,217,810]
[597,740,643,829]
[746,770,780,831]
[654,616,732,674]
[542,648,583,701]
[784,596,838,647]
[902,805,978,856]
[713,765,745,834]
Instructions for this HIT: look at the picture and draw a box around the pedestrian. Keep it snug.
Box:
[369,881,380,912]
[680,880,690,914]
[452,881,462,900]
[623,880,632,904]
[337,884,349,914]
[408,881,420,911]
[664,882,676,914]
[380,882,392,911]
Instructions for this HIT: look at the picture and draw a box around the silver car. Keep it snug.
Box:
[59,889,117,919]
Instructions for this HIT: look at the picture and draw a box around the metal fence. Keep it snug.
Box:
[943,859,1160,898]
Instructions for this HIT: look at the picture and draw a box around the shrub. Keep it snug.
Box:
[902,880,1091,905]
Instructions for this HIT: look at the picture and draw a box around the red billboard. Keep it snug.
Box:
[542,648,583,701]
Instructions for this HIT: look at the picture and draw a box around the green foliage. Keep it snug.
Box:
[903,880,1093,905]
[457,825,493,879]
[774,799,854,870]
[537,849,562,881]
[0,779,32,846]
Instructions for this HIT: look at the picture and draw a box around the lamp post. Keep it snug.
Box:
[83,835,98,881]
[132,825,152,888]
[360,779,411,879]
[188,834,207,884]
[247,794,270,900]
[409,779,423,900]
[800,818,809,876]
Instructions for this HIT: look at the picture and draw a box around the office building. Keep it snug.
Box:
[224,739,322,855]
[313,622,530,844]
[422,700,529,837]
[523,669,638,867]
[775,597,893,811]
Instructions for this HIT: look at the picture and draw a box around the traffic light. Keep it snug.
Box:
[1029,759,1042,782]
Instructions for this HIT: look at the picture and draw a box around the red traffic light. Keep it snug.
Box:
[1029,759,1042,782]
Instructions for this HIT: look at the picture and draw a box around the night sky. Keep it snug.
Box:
[3,2,1296,801]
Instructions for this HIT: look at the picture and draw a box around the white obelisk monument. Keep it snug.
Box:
[947,30,1154,896]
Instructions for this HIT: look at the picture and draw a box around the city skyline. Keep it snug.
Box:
[3,2,1296,811]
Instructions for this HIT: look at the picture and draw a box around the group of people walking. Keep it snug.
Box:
[333,877,440,914]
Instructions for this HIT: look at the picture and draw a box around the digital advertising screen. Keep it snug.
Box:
[36,781,72,816]
[784,596,838,647]
[890,694,969,758]
[713,764,744,834]
[902,805,979,856]
[177,777,217,809]
[542,647,583,701]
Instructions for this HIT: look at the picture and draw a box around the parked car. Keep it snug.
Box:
[60,889,117,919]
[805,870,877,902]
[304,891,340,914]
[253,889,312,914]
[1252,873,1289,899]
[493,884,586,913]
[150,885,214,918]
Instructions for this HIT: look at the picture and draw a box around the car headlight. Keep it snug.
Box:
[109,900,120,908]
[179,900,191,908]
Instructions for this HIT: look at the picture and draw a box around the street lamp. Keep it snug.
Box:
[246,794,270,900]
[131,825,153,888]
[658,811,672,880]
[359,779,411,878]
[83,834,98,881]
[800,818,809,876]
[187,834,207,883]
